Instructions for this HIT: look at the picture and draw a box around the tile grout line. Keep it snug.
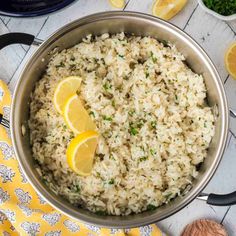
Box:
[225,22,236,36]
[229,129,236,140]
[220,206,231,224]
[5,18,11,26]
[7,16,49,86]
[227,133,233,148]
[224,74,230,84]
[0,17,11,28]
[183,4,199,30]
[123,0,132,11]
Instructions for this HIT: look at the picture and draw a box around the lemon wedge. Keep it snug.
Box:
[63,94,96,134]
[225,42,236,80]
[109,0,125,8]
[53,76,82,114]
[67,130,99,176]
[152,0,187,20]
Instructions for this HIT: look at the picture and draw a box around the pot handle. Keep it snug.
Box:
[0,33,42,49]
[198,192,236,206]
[230,109,236,118]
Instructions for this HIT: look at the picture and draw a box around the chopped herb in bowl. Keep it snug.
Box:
[203,0,236,16]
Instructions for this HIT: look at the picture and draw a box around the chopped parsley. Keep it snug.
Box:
[103,82,112,91]
[55,62,65,68]
[150,149,156,156]
[74,185,80,193]
[111,100,115,107]
[150,121,157,129]
[147,204,157,211]
[108,179,115,185]
[139,156,148,162]
[118,54,124,59]
[159,40,169,47]
[128,109,135,116]
[137,119,145,128]
[151,52,157,63]
[95,210,107,216]
[103,116,113,121]
[89,111,95,117]
[129,125,138,136]
[62,125,67,131]
[145,72,150,78]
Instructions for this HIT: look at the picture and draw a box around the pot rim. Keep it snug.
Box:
[11,11,229,228]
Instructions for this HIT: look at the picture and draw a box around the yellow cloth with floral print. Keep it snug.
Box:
[0,80,166,236]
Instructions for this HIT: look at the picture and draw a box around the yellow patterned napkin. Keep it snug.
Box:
[0,80,165,236]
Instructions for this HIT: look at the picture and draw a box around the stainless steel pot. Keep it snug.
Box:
[1,11,236,228]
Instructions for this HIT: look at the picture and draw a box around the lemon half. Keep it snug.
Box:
[67,131,99,176]
[152,0,187,20]
[53,76,82,114]
[225,42,236,80]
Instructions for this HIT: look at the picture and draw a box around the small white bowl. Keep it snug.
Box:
[198,0,236,21]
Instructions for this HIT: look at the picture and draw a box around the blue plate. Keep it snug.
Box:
[0,0,76,17]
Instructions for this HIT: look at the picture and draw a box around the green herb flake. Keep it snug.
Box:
[108,179,115,185]
[137,119,145,128]
[55,62,65,68]
[95,210,107,216]
[204,122,207,128]
[128,109,135,116]
[75,185,80,193]
[150,52,157,63]
[147,204,157,211]
[139,156,148,162]
[129,126,138,136]
[103,82,112,91]
[159,40,169,47]
[103,116,113,121]
[89,111,95,117]
[150,149,156,156]
[118,54,124,59]
[145,72,150,78]
[112,100,115,107]
[150,121,157,129]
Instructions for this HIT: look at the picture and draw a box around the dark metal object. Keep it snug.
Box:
[0,0,75,17]
[0,113,10,129]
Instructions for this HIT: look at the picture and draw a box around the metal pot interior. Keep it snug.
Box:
[11,12,228,228]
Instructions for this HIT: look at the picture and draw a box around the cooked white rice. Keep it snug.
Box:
[28,33,215,216]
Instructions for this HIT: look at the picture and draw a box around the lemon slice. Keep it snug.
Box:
[53,76,82,114]
[225,42,236,80]
[63,94,96,134]
[109,0,125,8]
[67,131,99,176]
[152,0,187,20]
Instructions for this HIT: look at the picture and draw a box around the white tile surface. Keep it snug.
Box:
[223,205,236,235]
[38,0,117,40]
[0,21,25,83]
[184,6,236,81]
[1,1,236,235]
[158,199,228,235]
